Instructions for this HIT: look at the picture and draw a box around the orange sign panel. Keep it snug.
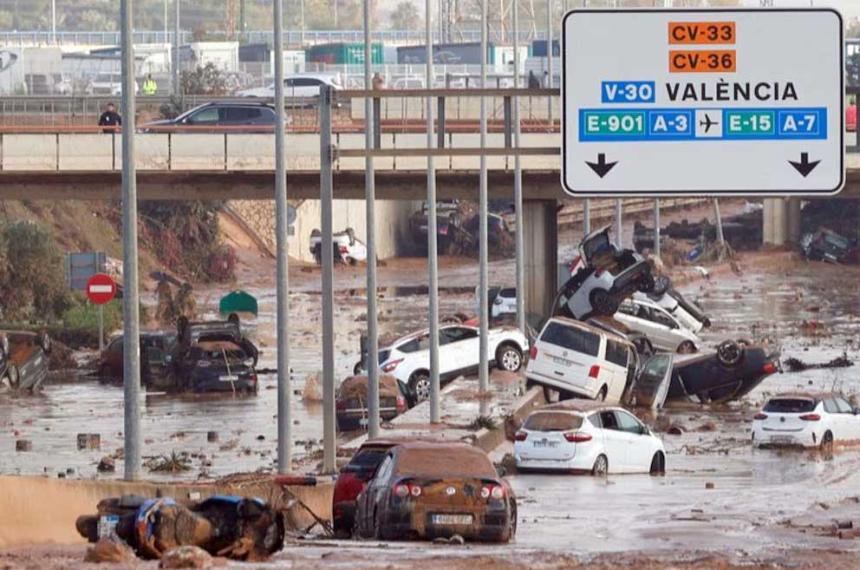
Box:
[669,50,736,73]
[668,22,736,45]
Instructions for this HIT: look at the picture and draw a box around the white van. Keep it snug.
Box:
[526,317,637,404]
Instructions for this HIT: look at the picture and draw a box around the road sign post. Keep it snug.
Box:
[562,8,844,196]
[86,273,117,355]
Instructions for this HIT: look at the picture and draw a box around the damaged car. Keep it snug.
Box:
[752,392,860,449]
[557,226,655,319]
[97,331,177,390]
[310,227,368,265]
[174,318,259,393]
[76,494,283,561]
[514,401,666,475]
[336,374,409,431]
[0,331,51,393]
[353,441,517,542]
[354,324,528,404]
[614,296,701,353]
[801,229,858,264]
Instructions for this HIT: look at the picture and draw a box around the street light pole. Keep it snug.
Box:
[173,0,180,97]
[512,0,525,334]
[426,0,441,424]
[478,0,489,414]
[51,0,56,45]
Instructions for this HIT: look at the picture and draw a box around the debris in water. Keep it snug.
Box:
[302,372,323,402]
[144,451,192,473]
[784,353,854,372]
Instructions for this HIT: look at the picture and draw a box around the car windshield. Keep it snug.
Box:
[581,230,613,262]
[524,412,583,432]
[344,446,390,473]
[763,398,817,413]
[540,322,600,357]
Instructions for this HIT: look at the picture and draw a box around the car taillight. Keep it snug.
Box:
[394,483,421,498]
[481,485,505,500]
[594,268,604,278]
[588,365,600,379]
[800,414,821,422]
[396,395,407,412]
[563,432,592,443]
[336,400,347,410]
[514,431,528,441]
[762,362,778,374]
[529,346,538,360]
[381,358,403,373]
[249,373,257,383]
[753,412,768,420]
[338,245,349,254]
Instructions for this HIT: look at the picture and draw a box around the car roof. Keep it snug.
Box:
[197,101,275,109]
[539,400,620,414]
[544,316,634,347]
[768,392,834,402]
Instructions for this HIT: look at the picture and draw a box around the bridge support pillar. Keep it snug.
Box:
[762,198,788,246]
[787,198,802,244]
[523,199,558,323]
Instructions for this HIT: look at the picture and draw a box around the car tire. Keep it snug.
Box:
[716,340,744,366]
[677,340,697,354]
[543,385,561,404]
[591,454,609,477]
[652,275,671,297]
[649,452,666,475]
[589,288,620,316]
[596,385,608,402]
[38,332,52,354]
[495,343,523,373]
[821,431,834,453]
[7,365,20,388]
[409,371,431,403]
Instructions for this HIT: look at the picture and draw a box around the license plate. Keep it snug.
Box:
[533,439,558,448]
[97,515,119,539]
[431,514,473,526]
[551,356,572,366]
[358,418,369,427]
[771,436,793,443]
[219,375,240,382]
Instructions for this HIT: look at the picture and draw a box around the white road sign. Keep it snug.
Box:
[561,8,844,196]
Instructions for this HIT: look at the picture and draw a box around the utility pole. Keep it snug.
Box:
[512,0,525,334]
[274,0,293,475]
[51,0,56,45]
[426,0,441,424]
[173,0,180,97]
[120,0,141,482]
[478,0,489,416]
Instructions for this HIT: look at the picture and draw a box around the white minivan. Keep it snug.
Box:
[526,317,637,404]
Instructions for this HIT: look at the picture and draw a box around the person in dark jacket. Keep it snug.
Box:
[98,102,122,132]
[528,70,541,89]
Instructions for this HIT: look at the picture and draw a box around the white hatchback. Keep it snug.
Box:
[615,297,701,353]
[752,393,860,449]
[355,324,529,404]
[514,401,666,475]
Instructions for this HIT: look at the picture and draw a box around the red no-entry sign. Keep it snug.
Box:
[86,273,117,305]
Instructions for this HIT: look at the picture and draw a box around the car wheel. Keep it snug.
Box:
[591,454,609,477]
[677,340,697,354]
[7,365,20,388]
[716,340,744,366]
[652,275,671,297]
[38,332,52,354]
[589,288,620,316]
[596,385,608,402]
[409,371,431,403]
[821,430,834,453]
[649,452,666,475]
[496,343,523,372]
[637,273,656,293]
[353,362,363,376]
[543,385,560,404]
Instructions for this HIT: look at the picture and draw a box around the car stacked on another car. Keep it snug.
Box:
[514,401,666,475]
[614,296,701,353]
[353,441,517,542]
[752,392,860,449]
[354,324,528,404]
[556,226,655,320]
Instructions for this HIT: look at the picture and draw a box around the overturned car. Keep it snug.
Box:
[76,494,283,561]
[174,318,259,394]
[336,374,409,431]
[0,331,51,393]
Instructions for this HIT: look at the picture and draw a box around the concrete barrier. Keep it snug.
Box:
[58,134,114,171]
[2,134,58,170]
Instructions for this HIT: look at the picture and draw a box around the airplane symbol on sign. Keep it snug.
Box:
[699,113,719,133]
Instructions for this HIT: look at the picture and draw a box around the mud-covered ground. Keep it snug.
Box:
[2,200,860,567]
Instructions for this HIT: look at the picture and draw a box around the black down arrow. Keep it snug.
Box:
[788,152,820,178]
[586,153,617,178]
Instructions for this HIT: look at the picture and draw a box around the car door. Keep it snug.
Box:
[440,326,479,376]
[616,300,670,351]
[833,397,859,440]
[603,339,631,403]
[627,353,674,409]
[615,410,653,471]
[358,453,393,533]
[822,398,842,441]
[597,411,627,472]
[649,306,686,350]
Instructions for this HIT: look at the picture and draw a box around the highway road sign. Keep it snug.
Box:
[86,273,117,305]
[561,8,844,197]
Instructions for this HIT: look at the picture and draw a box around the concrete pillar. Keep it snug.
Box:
[786,198,802,244]
[762,198,788,245]
[523,200,558,322]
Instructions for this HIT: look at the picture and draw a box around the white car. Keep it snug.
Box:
[752,392,860,449]
[87,73,139,96]
[355,324,529,404]
[558,226,655,319]
[615,297,701,353]
[237,73,342,98]
[476,287,517,319]
[634,276,711,333]
[309,228,367,265]
[514,401,666,475]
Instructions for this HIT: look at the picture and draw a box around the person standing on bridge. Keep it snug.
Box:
[98,102,122,133]
[142,74,158,96]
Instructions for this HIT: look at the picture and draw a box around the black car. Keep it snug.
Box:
[174,318,259,393]
[801,229,857,264]
[667,340,781,403]
[141,102,277,132]
[0,331,51,393]
[97,331,177,390]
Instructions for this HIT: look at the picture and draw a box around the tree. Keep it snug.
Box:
[390,1,421,31]
[180,63,228,96]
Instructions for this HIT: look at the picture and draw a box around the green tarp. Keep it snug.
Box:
[219,290,258,316]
